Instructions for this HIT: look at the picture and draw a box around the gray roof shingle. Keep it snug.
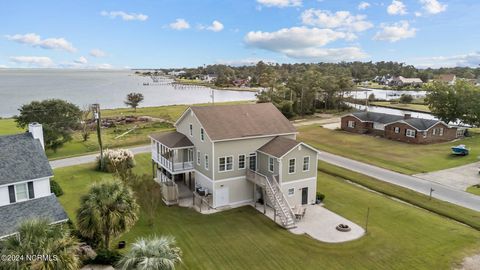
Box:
[189,103,296,141]
[351,112,404,124]
[150,131,193,148]
[0,194,68,238]
[0,133,53,186]
[258,136,301,158]
[403,118,441,130]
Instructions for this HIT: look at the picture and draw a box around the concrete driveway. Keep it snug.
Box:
[414,162,480,191]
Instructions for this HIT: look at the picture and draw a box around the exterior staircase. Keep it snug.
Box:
[246,170,296,229]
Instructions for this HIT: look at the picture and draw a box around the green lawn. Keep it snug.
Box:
[467,185,480,196]
[0,119,23,135]
[53,154,480,269]
[371,101,431,112]
[298,126,480,174]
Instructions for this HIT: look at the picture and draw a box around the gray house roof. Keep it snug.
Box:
[0,133,53,186]
[150,131,193,148]
[0,194,68,238]
[351,112,404,124]
[188,103,296,141]
[401,118,442,130]
[258,136,301,158]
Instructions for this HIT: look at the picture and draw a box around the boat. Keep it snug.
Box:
[451,144,469,156]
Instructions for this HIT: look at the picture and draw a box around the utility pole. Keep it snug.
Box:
[210,89,215,105]
[92,103,104,170]
[429,188,435,200]
[365,91,368,111]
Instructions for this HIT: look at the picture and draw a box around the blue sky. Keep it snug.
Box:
[1,0,479,69]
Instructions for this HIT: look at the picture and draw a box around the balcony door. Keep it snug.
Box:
[248,153,256,171]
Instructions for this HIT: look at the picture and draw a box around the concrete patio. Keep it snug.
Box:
[254,204,365,243]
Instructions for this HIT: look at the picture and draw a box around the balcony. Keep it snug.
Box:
[150,131,195,174]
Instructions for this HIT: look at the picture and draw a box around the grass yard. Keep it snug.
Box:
[298,125,480,174]
[0,118,23,135]
[371,101,431,113]
[467,185,480,196]
[53,154,480,269]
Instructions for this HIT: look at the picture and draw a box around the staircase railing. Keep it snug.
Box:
[268,175,296,222]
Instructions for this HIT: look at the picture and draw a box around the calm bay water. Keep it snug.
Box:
[0,69,257,117]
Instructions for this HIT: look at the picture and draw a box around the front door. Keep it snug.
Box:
[301,187,308,205]
[248,153,257,171]
[216,186,229,207]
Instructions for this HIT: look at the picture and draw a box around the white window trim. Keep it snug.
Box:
[248,152,257,171]
[406,129,416,138]
[439,128,444,136]
[189,123,193,137]
[394,127,400,134]
[347,120,355,128]
[197,150,201,165]
[238,154,246,170]
[287,188,295,197]
[432,128,437,135]
[302,156,310,172]
[218,156,234,172]
[200,128,205,142]
[15,183,29,202]
[268,157,274,173]
[205,154,209,170]
[288,158,296,174]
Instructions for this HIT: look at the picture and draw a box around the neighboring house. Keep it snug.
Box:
[232,79,249,87]
[150,103,319,228]
[0,123,67,239]
[168,70,187,77]
[389,76,423,87]
[341,112,465,144]
[435,74,456,85]
[201,74,218,83]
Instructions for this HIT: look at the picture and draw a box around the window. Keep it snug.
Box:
[238,154,246,169]
[432,128,437,135]
[288,158,296,174]
[189,124,193,137]
[268,157,274,172]
[406,129,416,138]
[15,183,28,201]
[394,127,400,134]
[439,128,444,136]
[249,153,257,170]
[205,154,209,170]
[197,151,201,165]
[200,128,205,141]
[303,156,310,171]
[288,188,294,196]
[456,129,464,138]
[219,156,233,172]
[347,120,355,128]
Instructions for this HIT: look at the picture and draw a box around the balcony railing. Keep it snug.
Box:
[152,147,194,173]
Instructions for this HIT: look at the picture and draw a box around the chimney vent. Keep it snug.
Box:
[28,122,45,150]
[404,114,412,120]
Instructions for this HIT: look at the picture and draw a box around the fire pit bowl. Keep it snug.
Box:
[336,224,351,232]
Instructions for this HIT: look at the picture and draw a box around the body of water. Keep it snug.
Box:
[0,69,257,117]
[347,87,427,101]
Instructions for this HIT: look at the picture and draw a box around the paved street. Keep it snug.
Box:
[415,162,480,191]
[50,144,480,212]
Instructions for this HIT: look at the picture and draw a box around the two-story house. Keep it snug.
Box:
[0,123,68,239]
[150,103,319,228]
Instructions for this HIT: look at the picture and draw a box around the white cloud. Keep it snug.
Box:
[0,65,8,68]
[244,27,367,62]
[412,51,480,68]
[169,18,190,30]
[419,0,447,14]
[256,0,302,7]
[358,2,371,10]
[9,56,54,67]
[207,20,224,32]
[89,49,106,57]
[5,33,76,52]
[415,11,423,17]
[373,21,416,42]
[74,56,88,64]
[100,11,148,21]
[301,9,373,32]
[387,0,407,15]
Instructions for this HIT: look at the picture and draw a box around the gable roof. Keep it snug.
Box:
[351,111,404,124]
[150,131,193,148]
[0,194,68,238]
[0,133,52,186]
[402,118,443,130]
[258,136,301,158]
[186,103,296,141]
[437,74,456,82]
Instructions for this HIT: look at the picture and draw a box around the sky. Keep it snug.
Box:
[1,0,479,69]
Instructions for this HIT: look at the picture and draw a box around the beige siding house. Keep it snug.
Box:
[150,103,319,228]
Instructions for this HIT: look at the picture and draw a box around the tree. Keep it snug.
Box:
[117,236,182,270]
[15,99,81,152]
[425,82,463,124]
[0,219,80,270]
[399,94,414,104]
[125,92,144,112]
[77,180,139,250]
[368,93,376,101]
[80,105,92,142]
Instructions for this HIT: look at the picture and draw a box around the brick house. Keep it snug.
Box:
[341,111,466,144]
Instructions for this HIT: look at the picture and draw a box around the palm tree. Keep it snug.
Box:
[0,219,80,270]
[117,236,182,270]
[76,179,139,250]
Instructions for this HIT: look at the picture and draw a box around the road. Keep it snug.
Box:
[50,144,480,212]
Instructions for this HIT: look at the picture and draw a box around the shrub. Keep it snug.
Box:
[50,179,64,197]
[97,148,135,173]
[86,249,122,265]
[399,94,414,104]
[316,192,325,202]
